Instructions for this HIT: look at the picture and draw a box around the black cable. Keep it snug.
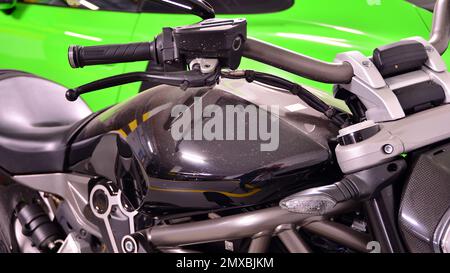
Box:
[66,69,220,101]
[222,70,348,127]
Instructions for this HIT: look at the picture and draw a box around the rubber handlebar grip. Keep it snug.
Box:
[68,42,155,68]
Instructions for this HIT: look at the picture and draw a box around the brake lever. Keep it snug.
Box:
[65,69,220,101]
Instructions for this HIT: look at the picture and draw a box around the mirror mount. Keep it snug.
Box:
[0,0,17,12]
[0,0,16,12]
[152,0,215,20]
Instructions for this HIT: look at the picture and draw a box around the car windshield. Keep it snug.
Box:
[20,0,294,14]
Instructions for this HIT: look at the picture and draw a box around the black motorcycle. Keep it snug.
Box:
[1,0,450,253]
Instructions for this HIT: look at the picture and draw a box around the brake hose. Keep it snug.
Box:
[221,70,348,128]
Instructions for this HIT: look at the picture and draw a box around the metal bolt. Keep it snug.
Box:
[92,190,109,215]
[232,36,242,51]
[124,239,135,253]
[383,144,394,154]
[362,61,371,67]
[80,229,87,238]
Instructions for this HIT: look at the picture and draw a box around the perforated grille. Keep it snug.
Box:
[399,144,450,252]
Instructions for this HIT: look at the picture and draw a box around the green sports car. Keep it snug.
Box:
[0,0,439,111]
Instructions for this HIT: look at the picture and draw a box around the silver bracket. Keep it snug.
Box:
[335,37,450,122]
[189,58,219,74]
[334,51,405,122]
[57,232,92,253]
[406,37,450,104]
[89,183,138,253]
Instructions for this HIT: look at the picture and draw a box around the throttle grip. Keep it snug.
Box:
[68,42,156,68]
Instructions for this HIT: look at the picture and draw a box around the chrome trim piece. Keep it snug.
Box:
[68,45,77,69]
[338,120,378,138]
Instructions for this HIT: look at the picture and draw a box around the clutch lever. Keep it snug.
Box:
[65,68,220,101]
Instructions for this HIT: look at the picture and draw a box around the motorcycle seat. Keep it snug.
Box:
[0,70,92,174]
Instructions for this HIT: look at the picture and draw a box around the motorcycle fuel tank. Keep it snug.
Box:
[73,79,341,211]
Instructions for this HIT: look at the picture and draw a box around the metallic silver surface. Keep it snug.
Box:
[423,66,450,103]
[407,37,447,72]
[275,224,311,253]
[337,120,378,139]
[90,184,120,253]
[68,45,77,68]
[159,247,201,253]
[336,104,450,173]
[335,51,385,89]
[303,221,371,253]
[189,58,219,74]
[429,0,450,55]
[406,37,450,103]
[433,208,450,252]
[89,184,137,253]
[441,230,450,252]
[143,202,354,247]
[334,51,405,122]
[121,235,138,253]
[57,232,91,253]
[13,173,101,238]
[248,232,272,253]
[385,70,430,90]
[14,219,39,253]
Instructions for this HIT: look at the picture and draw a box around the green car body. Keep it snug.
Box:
[0,0,439,111]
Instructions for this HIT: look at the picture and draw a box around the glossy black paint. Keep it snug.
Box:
[0,70,91,174]
[71,80,341,213]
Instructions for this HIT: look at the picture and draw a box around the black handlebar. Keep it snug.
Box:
[67,0,450,84]
[68,42,156,68]
[243,38,354,84]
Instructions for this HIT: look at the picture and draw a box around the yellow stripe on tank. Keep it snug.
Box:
[148,186,261,198]
[128,119,138,132]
